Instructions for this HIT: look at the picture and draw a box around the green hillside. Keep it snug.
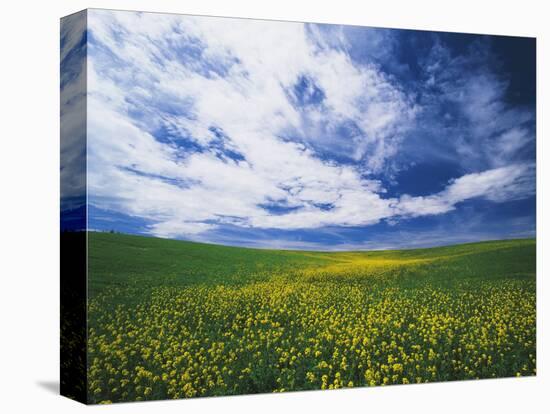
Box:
[88,232,535,294]
[86,232,536,403]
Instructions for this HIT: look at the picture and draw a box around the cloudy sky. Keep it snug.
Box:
[61,9,536,250]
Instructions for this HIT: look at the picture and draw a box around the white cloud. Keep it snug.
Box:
[60,11,87,211]
[419,39,535,171]
[397,163,535,218]
[84,10,535,239]
[149,220,215,238]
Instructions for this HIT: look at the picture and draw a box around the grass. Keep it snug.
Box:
[88,233,535,291]
[86,232,536,403]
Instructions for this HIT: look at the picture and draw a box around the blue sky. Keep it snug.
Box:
[62,10,536,250]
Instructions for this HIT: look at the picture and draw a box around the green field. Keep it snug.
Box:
[87,232,536,403]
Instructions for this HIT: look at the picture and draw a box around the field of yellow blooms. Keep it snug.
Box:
[87,233,536,403]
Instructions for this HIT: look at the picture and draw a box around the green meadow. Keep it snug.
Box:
[87,232,536,403]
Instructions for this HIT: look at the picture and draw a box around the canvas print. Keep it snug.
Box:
[60,9,536,404]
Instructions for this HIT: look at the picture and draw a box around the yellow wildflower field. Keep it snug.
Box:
[86,233,536,403]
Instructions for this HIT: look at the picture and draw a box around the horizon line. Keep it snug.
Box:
[65,229,536,254]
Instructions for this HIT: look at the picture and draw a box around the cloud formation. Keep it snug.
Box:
[77,10,536,247]
[60,11,87,213]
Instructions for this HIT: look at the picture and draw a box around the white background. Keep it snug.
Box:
[0,0,547,412]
